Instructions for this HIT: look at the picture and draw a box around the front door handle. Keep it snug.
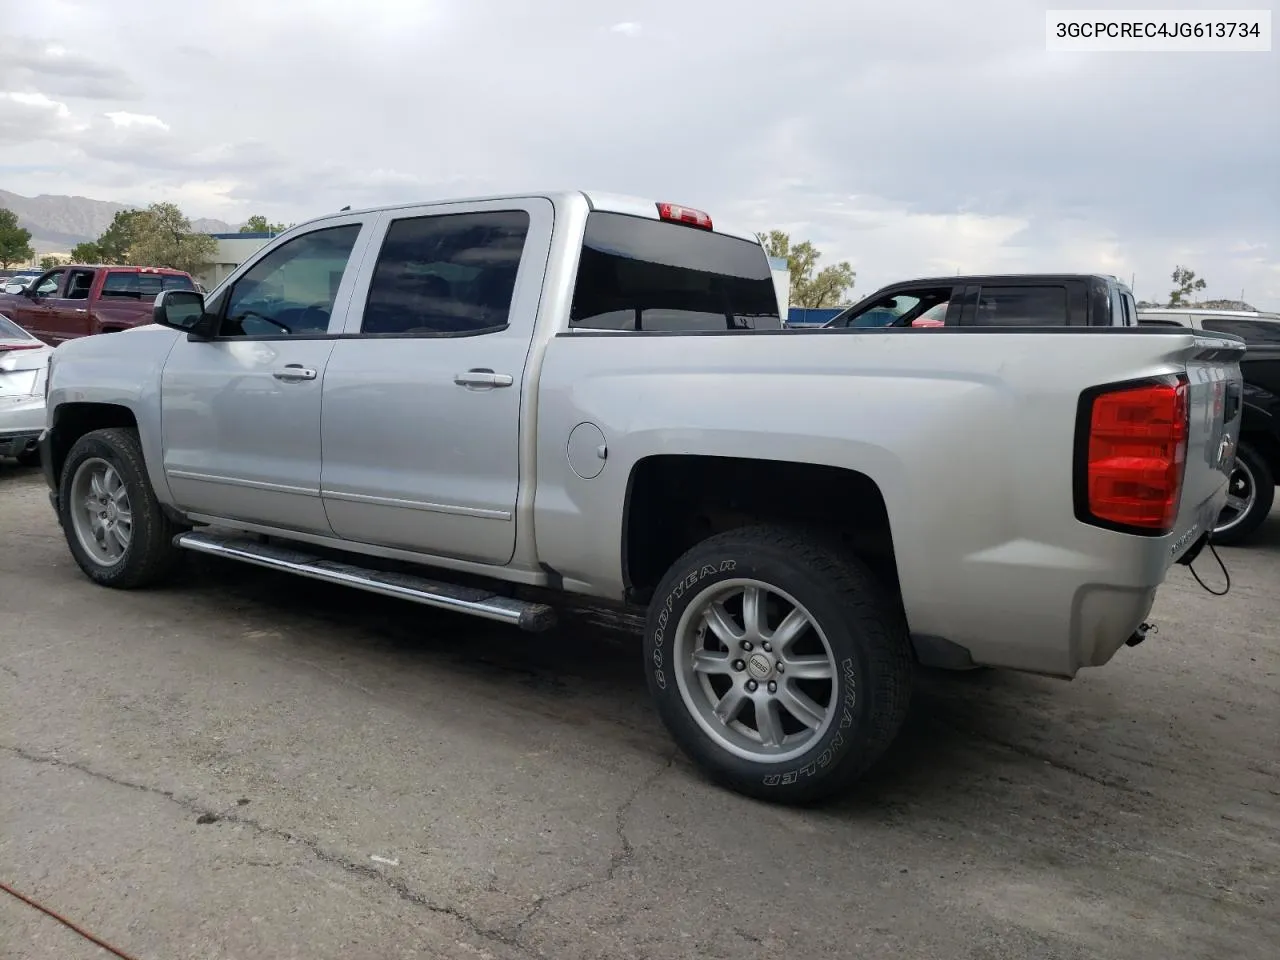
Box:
[454,368,514,389]
[273,364,318,382]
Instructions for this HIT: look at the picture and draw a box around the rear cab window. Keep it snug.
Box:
[570,212,780,331]
[101,271,195,301]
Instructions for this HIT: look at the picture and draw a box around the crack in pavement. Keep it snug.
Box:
[2,744,539,957]
[510,752,678,938]
[3,744,679,958]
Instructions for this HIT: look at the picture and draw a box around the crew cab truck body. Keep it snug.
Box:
[1138,307,1280,543]
[39,191,1243,803]
[0,264,197,345]
[823,273,1138,329]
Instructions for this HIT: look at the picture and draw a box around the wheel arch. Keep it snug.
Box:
[621,454,901,608]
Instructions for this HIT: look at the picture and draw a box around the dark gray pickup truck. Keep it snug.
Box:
[824,273,1137,329]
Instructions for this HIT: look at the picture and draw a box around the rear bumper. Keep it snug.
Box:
[902,493,1224,679]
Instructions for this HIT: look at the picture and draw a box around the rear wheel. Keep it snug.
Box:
[57,427,185,588]
[1211,442,1274,546]
[643,524,913,804]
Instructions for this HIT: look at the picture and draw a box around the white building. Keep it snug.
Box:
[197,232,275,289]
[768,256,790,315]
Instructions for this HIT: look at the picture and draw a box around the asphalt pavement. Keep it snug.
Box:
[1,462,1277,960]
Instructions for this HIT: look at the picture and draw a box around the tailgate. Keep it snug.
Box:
[1168,335,1245,560]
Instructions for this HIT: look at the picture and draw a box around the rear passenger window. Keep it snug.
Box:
[571,212,781,331]
[361,211,529,336]
[970,286,1069,326]
[101,272,195,301]
[1202,318,1280,344]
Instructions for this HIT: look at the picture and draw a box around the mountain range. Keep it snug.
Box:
[0,189,236,254]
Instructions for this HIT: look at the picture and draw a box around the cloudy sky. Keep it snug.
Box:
[1,0,1277,307]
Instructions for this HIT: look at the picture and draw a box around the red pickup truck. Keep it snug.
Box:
[0,265,197,344]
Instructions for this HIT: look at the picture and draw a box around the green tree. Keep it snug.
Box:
[39,254,65,270]
[69,241,103,264]
[240,214,289,235]
[1168,265,1207,307]
[0,208,35,269]
[95,209,147,264]
[126,202,218,275]
[758,229,855,308]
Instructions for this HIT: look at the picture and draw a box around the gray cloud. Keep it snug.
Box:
[0,36,140,100]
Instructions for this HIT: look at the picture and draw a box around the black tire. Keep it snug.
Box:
[15,446,40,467]
[643,524,914,804]
[1211,441,1274,546]
[57,427,185,588]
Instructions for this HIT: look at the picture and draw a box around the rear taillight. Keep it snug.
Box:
[1076,376,1189,534]
[0,342,42,352]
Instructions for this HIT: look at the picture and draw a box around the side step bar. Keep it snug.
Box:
[174,530,557,633]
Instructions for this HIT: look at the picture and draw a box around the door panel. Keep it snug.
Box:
[160,217,374,533]
[320,198,553,565]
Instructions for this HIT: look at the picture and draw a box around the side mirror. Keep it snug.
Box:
[153,289,215,338]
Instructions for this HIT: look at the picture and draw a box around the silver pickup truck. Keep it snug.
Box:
[39,190,1244,803]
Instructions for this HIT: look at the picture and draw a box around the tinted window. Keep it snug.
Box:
[361,211,529,336]
[101,271,195,301]
[970,286,1068,326]
[221,225,361,338]
[1121,291,1137,326]
[64,270,95,300]
[571,212,780,331]
[830,287,952,328]
[1201,318,1280,344]
[1138,319,1188,328]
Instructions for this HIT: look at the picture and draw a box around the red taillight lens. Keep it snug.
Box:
[1080,378,1188,533]
[0,342,42,352]
[656,202,713,230]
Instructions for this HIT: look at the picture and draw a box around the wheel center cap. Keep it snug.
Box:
[105,502,117,521]
[746,651,774,681]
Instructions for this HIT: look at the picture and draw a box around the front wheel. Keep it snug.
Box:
[644,524,914,804]
[57,427,185,588]
[1211,442,1274,546]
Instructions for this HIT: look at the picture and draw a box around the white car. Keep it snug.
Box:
[0,312,51,465]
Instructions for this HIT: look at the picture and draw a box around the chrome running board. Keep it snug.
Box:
[175,530,556,632]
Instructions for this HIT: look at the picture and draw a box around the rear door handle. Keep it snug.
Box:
[273,364,318,382]
[454,368,514,388]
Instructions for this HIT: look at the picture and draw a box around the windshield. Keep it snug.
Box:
[570,212,781,331]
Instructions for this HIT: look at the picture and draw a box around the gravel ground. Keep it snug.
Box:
[1,461,1277,960]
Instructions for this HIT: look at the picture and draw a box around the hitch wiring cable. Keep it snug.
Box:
[1189,540,1232,597]
[0,879,144,960]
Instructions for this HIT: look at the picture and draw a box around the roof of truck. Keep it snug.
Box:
[290,190,762,244]
[877,273,1122,286]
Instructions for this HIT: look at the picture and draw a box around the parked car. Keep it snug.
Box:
[1,271,40,294]
[0,265,197,344]
[39,191,1243,803]
[823,274,1138,328]
[0,312,51,465]
[1137,307,1280,543]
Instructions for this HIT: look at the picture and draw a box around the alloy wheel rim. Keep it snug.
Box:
[673,578,840,764]
[69,457,133,567]
[1214,458,1257,535]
